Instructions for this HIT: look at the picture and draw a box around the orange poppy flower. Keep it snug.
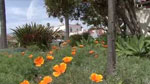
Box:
[95,40,99,44]
[71,51,76,56]
[66,40,71,43]
[43,76,53,83]
[34,56,44,67]
[39,80,46,84]
[94,54,98,58]
[21,52,25,56]
[101,41,105,44]
[28,54,33,59]
[102,44,108,48]
[47,55,54,60]
[53,63,67,77]
[89,50,95,54]
[62,57,73,63]
[90,73,103,83]
[62,42,67,46]
[79,45,84,48]
[52,46,57,50]
[49,51,53,55]
[20,80,30,84]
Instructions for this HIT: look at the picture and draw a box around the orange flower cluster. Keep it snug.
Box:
[62,42,67,46]
[20,80,29,84]
[47,55,54,60]
[28,54,33,59]
[90,73,103,83]
[49,51,53,55]
[101,41,108,48]
[39,76,52,84]
[79,45,84,48]
[71,47,77,56]
[89,50,95,54]
[53,63,67,77]
[21,52,25,56]
[52,46,58,50]
[62,57,73,63]
[95,40,99,44]
[34,56,44,67]
[66,40,70,43]
[101,41,105,45]
[71,51,76,56]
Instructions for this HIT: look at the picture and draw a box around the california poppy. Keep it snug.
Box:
[21,52,25,56]
[39,80,46,84]
[95,40,99,44]
[28,54,33,59]
[62,42,67,46]
[79,45,84,48]
[71,51,76,56]
[89,50,95,54]
[102,44,108,48]
[20,80,30,84]
[62,57,73,63]
[94,54,98,58]
[34,56,44,67]
[101,41,105,44]
[52,46,57,50]
[49,51,53,55]
[66,40,71,43]
[47,55,54,60]
[53,63,67,77]
[42,76,53,83]
[90,73,103,83]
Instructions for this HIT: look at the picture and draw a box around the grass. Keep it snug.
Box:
[0,44,150,84]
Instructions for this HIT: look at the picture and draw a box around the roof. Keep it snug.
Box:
[69,24,82,29]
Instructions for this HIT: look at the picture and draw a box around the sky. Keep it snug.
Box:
[5,0,88,34]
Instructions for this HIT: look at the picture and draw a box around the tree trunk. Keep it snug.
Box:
[64,16,69,40]
[0,0,7,49]
[106,0,116,75]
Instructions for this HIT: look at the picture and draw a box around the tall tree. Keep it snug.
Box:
[106,0,116,75]
[79,0,141,35]
[45,0,79,40]
[0,0,7,49]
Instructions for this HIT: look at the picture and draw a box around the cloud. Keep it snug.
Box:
[9,7,26,16]
[26,0,48,21]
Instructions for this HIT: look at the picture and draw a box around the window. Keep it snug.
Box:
[70,28,72,32]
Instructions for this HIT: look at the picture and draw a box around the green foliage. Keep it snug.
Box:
[45,0,80,19]
[96,34,107,43]
[69,32,91,46]
[116,36,150,57]
[12,23,57,50]
[1,45,150,84]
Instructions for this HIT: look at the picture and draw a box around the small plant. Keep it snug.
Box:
[116,35,150,57]
[69,32,91,46]
[12,23,59,50]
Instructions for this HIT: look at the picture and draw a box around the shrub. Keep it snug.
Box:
[12,23,58,50]
[70,32,90,46]
[116,35,150,57]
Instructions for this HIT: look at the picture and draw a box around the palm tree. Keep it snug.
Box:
[0,0,7,49]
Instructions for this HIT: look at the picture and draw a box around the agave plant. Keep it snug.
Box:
[12,23,60,50]
[116,35,150,57]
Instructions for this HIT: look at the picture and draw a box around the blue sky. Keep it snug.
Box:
[5,0,88,34]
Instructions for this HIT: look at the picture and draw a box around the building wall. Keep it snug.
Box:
[136,8,150,36]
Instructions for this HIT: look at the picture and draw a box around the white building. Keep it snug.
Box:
[53,23,84,36]
[136,0,150,36]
